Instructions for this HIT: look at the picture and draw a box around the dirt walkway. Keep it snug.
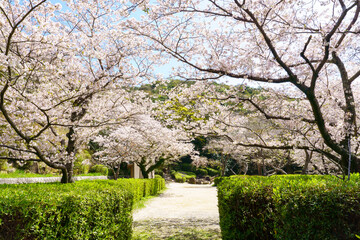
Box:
[132,182,221,239]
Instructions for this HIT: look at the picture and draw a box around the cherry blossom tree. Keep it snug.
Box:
[92,126,139,180]
[154,79,344,175]
[92,115,194,178]
[0,0,152,183]
[131,0,360,176]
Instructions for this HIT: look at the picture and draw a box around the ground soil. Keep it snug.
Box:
[132,182,221,240]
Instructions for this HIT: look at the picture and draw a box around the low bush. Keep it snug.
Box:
[0,160,8,172]
[206,168,219,177]
[217,174,360,240]
[174,172,186,183]
[155,169,164,177]
[196,168,208,177]
[0,178,165,240]
[74,150,92,175]
[213,176,225,186]
[180,163,196,172]
[173,171,196,183]
[89,164,108,175]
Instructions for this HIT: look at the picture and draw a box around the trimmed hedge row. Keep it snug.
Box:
[0,178,165,240]
[217,174,360,240]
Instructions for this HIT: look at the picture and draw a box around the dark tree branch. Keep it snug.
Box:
[349,69,360,83]
[5,0,47,55]
[335,1,360,48]
[238,97,316,123]
[0,157,42,162]
[300,36,316,74]
[332,52,357,136]
[0,84,30,142]
[0,144,37,154]
[235,1,297,81]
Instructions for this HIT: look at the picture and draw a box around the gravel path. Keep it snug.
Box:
[134,182,219,221]
[132,182,221,239]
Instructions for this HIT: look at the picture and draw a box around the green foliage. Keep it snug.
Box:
[173,171,196,183]
[74,150,91,175]
[0,169,59,178]
[180,163,196,172]
[195,168,208,177]
[0,161,8,172]
[155,174,163,179]
[206,167,219,177]
[213,176,225,186]
[217,174,360,240]
[89,164,108,175]
[0,170,108,178]
[0,178,166,240]
[155,169,164,177]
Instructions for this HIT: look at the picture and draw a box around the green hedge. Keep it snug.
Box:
[217,174,360,240]
[0,178,165,240]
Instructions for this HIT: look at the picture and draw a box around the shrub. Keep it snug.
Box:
[180,163,196,172]
[0,178,166,240]
[206,167,219,176]
[170,170,177,178]
[74,150,92,175]
[196,168,208,177]
[155,169,164,177]
[217,174,360,240]
[89,164,108,175]
[172,171,196,183]
[79,164,90,174]
[0,160,8,172]
[213,176,225,186]
[174,172,186,183]
[0,181,132,239]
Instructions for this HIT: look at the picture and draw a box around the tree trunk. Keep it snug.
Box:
[61,162,74,183]
[138,156,166,179]
[321,154,329,175]
[139,163,149,179]
[257,162,262,175]
[302,150,313,175]
[221,155,227,176]
[112,167,120,180]
[62,127,76,183]
[262,158,267,176]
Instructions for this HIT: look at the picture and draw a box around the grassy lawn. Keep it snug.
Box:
[0,170,105,178]
[132,220,221,240]
[132,227,221,240]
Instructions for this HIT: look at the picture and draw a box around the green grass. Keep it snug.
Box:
[76,172,105,177]
[132,227,221,240]
[0,170,106,178]
[0,170,59,178]
[133,186,167,211]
